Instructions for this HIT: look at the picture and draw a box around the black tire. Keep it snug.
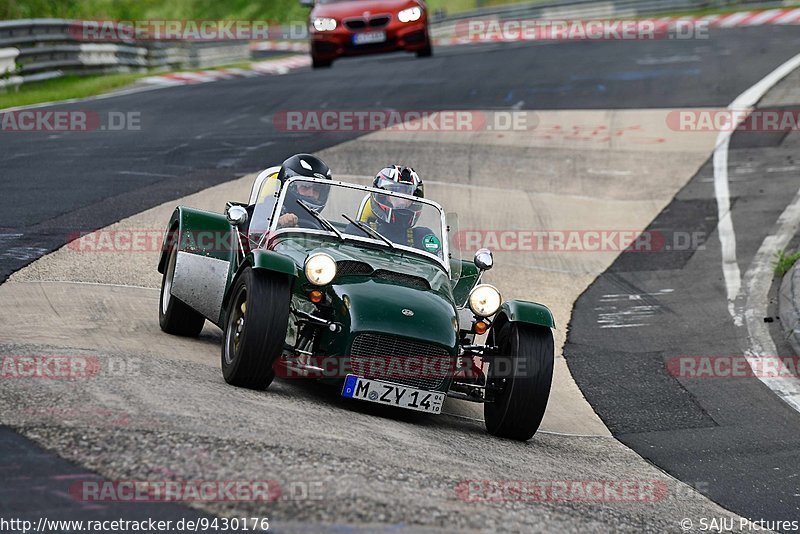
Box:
[221,266,290,390]
[484,322,554,441]
[416,43,433,58]
[159,241,206,337]
[312,56,333,69]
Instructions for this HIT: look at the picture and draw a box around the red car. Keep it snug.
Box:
[301,0,432,68]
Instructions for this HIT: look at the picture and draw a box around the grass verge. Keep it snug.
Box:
[0,72,148,109]
[775,250,800,276]
[0,57,289,110]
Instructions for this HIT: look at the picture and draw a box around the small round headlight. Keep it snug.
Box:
[313,17,337,31]
[304,253,337,286]
[468,284,502,317]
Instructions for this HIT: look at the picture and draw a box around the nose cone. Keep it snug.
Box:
[330,278,457,350]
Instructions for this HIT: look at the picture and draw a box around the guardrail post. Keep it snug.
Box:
[0,46,19,74]
[0,46,22,92]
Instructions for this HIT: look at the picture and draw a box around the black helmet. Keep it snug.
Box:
[278,154,332,211]
[277,153,332,183]
[370,165,424,227]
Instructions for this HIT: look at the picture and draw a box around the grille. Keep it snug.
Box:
[373,270,430,290]
[369,16,390,28]
[344,15,390,31]
[349,333,452,391]
[344,19,367,30]
[336,261,373,277]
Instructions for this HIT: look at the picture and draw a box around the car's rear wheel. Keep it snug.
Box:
[221,266,290,390]
[484,322,554,440]
[159,241,206,337]
[416,43,433,58]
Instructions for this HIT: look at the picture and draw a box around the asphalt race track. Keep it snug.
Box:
[2,24,800,532]
[4,26,800,282]
[565,66,800,522]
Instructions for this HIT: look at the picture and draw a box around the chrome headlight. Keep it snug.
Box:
[468,284,502,317]
[304,253,337,285]
[398,6,422,23]
[313,17,337,31]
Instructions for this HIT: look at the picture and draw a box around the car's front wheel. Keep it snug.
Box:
[312,55,333,69]
[484,322,554,440]
[159,241,206,337]
[221,266,291,390]
[416,43,433,58]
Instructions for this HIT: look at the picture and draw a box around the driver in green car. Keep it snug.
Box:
[275,153,333,229]
[245,153,333,234]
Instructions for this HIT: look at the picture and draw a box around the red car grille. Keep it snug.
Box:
[369,16,391,27]
[344,14,391,31]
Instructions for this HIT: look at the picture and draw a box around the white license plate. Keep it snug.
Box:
[352,31,386,45]
[342,374,444,414]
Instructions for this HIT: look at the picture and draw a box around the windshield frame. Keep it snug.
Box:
[267,177,450,273]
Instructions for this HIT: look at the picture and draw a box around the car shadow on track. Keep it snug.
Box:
[269,377,490,438]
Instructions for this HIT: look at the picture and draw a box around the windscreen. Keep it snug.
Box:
[248,177,281,246]
[273,179,447,264]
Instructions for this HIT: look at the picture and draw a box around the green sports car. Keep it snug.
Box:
[157,168,555,440]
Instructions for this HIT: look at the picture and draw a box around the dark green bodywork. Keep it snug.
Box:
[497,301,556,329]
[159,205,555,393]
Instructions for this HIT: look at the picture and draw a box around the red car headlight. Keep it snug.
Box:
[398,7,423,23]
[313,17,337,31]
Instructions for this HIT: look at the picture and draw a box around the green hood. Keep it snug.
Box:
[327,278,458,350]
[273,234,453,295]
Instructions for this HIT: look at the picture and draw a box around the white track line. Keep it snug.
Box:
[713,51,800,410]
[714,52,800,318]
[713,129,742,320]
[741,188,800,411]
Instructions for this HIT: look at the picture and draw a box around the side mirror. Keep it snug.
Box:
[474,248,493,271]
[226,205,249,227]
[299,0,314,7]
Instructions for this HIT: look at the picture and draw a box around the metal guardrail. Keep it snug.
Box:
[187,41,251,69]
[0,19,253,91]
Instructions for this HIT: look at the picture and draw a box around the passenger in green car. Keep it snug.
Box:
[345,166,442,257]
